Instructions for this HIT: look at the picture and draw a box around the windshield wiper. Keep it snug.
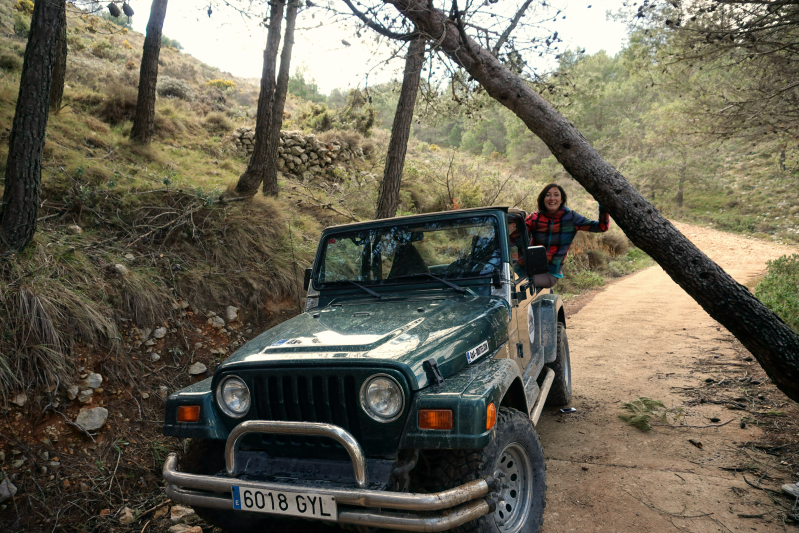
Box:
[344,279,382,299]
[389,273,468,294]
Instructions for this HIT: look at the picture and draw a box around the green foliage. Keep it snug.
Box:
[12,11,28,35]
[755,254,799,332]
[619,397,684,431]
[161,34,183,50]
[288,64,325,103]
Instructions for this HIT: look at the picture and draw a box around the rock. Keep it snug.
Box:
[113,264,129,276]
[66,386,79,400]
[141,392,149,399]
[145,339,156,346]
[124,253,135,260]
[188,362,207,375]
[138,327,152,340]
[208,316,225,329]
[75,406,108,431]
[67,225,82,235]
[11,457,26,468]
[783,483,799,498]
[169,525,202,533]
[79,482,89,492]
[10,392,26,407]
[0,479,17,504]
[78,389,93,403]
[225,306,238,322]
[153,327,167,339]
[180,300,189,309]
[83,373,103,389]
[170,505,195,522]
[150,353,161,362]
[159,386,169,397]
[194,342,203,349]
[119,506,135,524]
[154,506,169,520]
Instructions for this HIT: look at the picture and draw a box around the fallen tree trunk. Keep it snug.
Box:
[384,0,799,403]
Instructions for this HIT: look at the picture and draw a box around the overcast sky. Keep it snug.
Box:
[130,0,629,95]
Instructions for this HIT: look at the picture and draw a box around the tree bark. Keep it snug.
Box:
[384,0,799,403]
[49,0,67,111]
[235,1,285,196]
[0,0,63,251]
[262,0,298,197]
[129,0,168,144]
[374,35,424,219]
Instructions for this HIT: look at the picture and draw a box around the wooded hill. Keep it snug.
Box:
[0,0,794,400]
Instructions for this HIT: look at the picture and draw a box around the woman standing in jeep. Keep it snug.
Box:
[526,183,610,288]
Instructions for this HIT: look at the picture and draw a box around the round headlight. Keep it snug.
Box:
[216,376,251,418]
[360,374,404,422]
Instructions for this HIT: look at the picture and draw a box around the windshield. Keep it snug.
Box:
[315,216,501,287]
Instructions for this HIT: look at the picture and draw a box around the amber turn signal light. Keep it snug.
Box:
[486,403,497,430]
[419,409,453,430]
[177,405,201,422]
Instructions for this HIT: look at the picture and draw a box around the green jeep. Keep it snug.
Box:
[162,207,572,533]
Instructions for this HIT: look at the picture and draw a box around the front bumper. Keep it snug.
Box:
[163,420,499,532]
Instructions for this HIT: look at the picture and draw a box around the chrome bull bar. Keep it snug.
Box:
[163,420,499,532]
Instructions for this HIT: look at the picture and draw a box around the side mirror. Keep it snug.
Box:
[303,268,312,291]
[525,246,549,277]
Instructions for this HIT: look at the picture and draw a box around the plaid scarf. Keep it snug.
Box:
[525,206,610,277]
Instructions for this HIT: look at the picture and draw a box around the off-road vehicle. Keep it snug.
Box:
[162,207,572,532]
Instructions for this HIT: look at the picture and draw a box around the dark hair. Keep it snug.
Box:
[537,183,567,213]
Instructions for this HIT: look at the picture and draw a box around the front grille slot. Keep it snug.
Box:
[254,374,362,451]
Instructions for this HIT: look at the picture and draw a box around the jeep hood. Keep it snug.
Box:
[218,295,510,389]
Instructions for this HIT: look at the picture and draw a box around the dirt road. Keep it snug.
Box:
[538,222,799,532]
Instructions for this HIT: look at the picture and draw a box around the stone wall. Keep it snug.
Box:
[231,128,365,180]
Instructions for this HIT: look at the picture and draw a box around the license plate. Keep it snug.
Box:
[232,486,337,519]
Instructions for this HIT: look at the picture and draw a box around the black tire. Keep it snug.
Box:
[422,407,546,533]
[545,322,572,406]
[180,439,289,532]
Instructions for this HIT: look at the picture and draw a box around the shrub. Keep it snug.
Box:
[157,76,194,101]
[755,254,799,332]
[96,83,138,125]
[206,78,237,90]
[0,53,22,71]
[13,12,29,35]
[14,0,33,14]
[202,111,233,133]
[586,250,608,270]
[601,232,630,257]
[91,39,116,59]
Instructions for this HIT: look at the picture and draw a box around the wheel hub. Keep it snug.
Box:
[493,442,533,533]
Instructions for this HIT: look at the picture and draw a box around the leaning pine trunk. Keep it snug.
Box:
[0,0,64,251]
[386,0,799,403]
[374,35,425,219]
[130,0,168,144]
[236,0,285,196]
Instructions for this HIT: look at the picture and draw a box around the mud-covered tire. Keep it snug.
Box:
[180,439,288,532]
[545,322,572,406]
[422,407,546,533]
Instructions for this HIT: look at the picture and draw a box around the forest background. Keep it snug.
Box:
[0,0,797,530]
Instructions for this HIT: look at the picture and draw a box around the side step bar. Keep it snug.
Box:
[530,367,555,426]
